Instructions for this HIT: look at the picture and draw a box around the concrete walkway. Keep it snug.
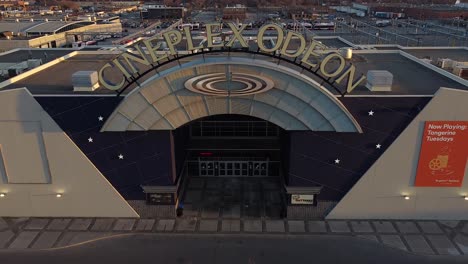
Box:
[1,217,468,255]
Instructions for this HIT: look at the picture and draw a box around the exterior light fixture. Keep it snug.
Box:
[0,193,6,198]
[404,195,410,200]
[464,196,468,201]
[56,193,63,198]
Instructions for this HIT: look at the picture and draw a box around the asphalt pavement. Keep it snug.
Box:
[1,234,468,264]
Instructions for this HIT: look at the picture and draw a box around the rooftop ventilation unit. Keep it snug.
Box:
[365,70,393,92]
[72,71,100,92]
[339,48,353,60]
[7,62,28,78]
[436,58,454,70]
[27,59,42,69]
[420,58,432,64]
[452,65,468,79]
[0,63,19,78]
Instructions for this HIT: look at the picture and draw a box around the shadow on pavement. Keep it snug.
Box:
[1,234,468,264]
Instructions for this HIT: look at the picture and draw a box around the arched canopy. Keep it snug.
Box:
[101,57,362,133]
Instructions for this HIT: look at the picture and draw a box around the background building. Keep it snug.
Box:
[0,18,122,51]
[222,4,246,20]
[141,4,186,19]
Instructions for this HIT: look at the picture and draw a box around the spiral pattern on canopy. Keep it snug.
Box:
[184,73,275,97]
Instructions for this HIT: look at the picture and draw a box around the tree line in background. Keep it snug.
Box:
[27,0,464,10]
[161,0,461,7]
[30,0,80,10]
[161,0,336,8]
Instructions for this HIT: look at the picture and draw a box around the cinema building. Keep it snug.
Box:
[0,25,467,220]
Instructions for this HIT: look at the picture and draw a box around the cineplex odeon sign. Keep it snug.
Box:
[98,23,366,93]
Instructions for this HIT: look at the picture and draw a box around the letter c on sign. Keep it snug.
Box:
[99,63,125,91]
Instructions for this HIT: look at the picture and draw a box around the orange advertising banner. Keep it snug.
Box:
[415,121,468,187]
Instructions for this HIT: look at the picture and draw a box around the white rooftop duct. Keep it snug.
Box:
[366,70,393,92]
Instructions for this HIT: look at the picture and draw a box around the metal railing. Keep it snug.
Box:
[345,18,419,46]
[175,155,190,212]
[394,19,468,46]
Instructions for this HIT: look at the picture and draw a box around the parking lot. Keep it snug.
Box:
[76,10,468,49]
[332,17,468,47]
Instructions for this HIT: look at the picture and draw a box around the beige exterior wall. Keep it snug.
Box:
[28,22,123,48]
[70,21,123,35]
[28,32,68,48]
[0,34,67,52]
[327,88,468,220]
[0,40,31,52]
[0,88,139,217]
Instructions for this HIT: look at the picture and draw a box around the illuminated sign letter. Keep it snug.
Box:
[280,31,306,58]
[183,27,203,51]
[334,65,366,93]
[120,45,151,74]
[98,63,125,91]
[112,58,133,79]
[142,37,168,63]
[163,30,182,55]
[300,40,326,68]
[206,23,224,48]
[257,24,284,53]
[319,53,346,78]
[226,23,248,48]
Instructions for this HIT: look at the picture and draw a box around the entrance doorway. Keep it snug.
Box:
[182,176,285,218]
[175,115,287,219]
[199,160,269,177]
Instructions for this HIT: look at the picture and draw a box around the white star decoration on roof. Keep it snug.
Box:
[98,116,104,121]
[376,144,382,149]
[368,110,374,116]
[334,159,340,164]
[118,154,124,160]
[88,137,93,143]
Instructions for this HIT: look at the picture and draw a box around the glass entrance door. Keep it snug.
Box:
[252,161,268,177]
[199,160,268,177]
[199,161,215,177]
[223,161,249,177]
[219,162,247,177]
